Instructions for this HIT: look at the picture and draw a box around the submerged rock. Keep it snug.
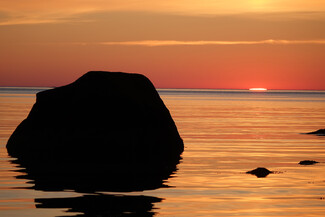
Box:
[299,160,319,165]
[7,71,184,192]
[305,129,325,136]
[246,167,273,178]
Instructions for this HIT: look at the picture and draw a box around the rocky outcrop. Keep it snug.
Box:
[305,129,325,136]
[246,167,273,178]
[7,71,184,192]
[299,160,319,165]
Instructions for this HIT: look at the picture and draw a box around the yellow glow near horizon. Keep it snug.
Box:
[249,88,268,91]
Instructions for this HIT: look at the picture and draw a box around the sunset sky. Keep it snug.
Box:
[0,0,324,89]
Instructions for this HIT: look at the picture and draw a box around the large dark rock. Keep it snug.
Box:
[7,71,184,192]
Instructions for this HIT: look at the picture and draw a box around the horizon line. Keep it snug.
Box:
[1,86,324,92]
[98,39,325,46]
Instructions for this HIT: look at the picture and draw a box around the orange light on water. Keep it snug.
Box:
[249,88,267,91]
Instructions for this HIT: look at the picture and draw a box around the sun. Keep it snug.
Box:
[249,88,268,91]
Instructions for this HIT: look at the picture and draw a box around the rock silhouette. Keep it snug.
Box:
[305,129,325,136]
[299,160,319,165]
[7,71,184,192]
[246,167,273,178]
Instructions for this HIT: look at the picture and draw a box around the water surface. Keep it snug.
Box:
[0,87,324,216]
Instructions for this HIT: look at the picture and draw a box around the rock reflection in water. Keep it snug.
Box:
[11,157,180,216]
[35,194,162,217]
[12,158,180,192]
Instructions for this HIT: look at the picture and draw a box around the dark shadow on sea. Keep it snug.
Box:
[35,194,162,217]
[11,157,181,216]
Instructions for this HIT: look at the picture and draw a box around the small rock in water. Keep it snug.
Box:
[246,167,273,178]
[299,160,319,165]
[305,129,325,136]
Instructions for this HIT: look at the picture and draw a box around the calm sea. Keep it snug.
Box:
[0,87,324,217]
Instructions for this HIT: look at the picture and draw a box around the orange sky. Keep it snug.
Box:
[0,0,325,89]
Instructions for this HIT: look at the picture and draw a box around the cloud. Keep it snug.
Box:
[0,9,95,26]
[0,0,324,25]
[1,0,325,16]
[99,39,325,46]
